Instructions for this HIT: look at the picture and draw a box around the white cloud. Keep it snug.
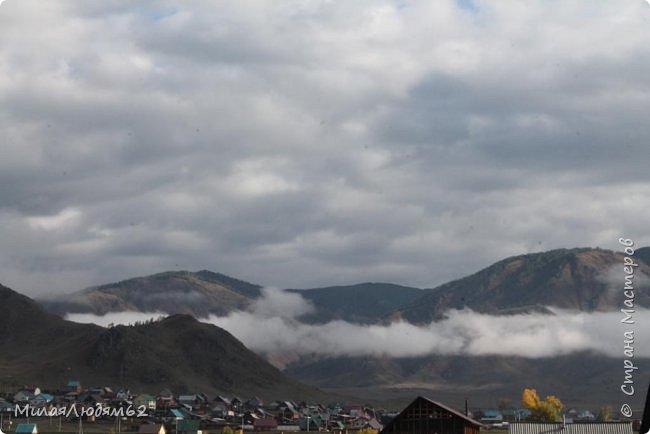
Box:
[206,294,650,359]
[66,288,650,360]
[66,311,166,327]
[0,0,649,294]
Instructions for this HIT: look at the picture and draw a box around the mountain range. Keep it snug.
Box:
[14,246,650,408]
[41,247,650,323]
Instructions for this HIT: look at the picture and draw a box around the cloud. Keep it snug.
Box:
[66,288,650,359]
[66,311,166,327]
[1,1,650,295]
[206,290,650,359]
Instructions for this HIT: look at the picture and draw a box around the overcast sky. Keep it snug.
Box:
[1,0,650,296]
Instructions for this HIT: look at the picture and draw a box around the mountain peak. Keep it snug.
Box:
[40,270,262,317]
[394,246,650,323]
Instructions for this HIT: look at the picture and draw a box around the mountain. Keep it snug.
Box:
[41,271,424,325]
[284,353,650,409]
[0,283,323,400]
[39,270,262,317]
[287,283,423,324]
[281,247,650,407]
[393,247,650,324]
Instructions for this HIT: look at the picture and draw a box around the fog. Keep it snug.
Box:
[66,288,649,359]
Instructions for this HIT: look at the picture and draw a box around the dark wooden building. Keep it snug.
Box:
[381,396,483,434]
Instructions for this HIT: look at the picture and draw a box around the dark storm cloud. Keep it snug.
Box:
[1,0,649,294]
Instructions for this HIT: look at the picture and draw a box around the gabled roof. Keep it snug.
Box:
[38,394,54,402]
[215,396,231,405]
[380,395,483,433]
[421,396,483,426]
[171,409,185,419]
[15,424,37,434]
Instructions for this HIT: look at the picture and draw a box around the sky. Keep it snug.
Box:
[1,0,650,295]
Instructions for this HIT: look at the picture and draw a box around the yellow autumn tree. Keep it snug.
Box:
[521,388,563,422]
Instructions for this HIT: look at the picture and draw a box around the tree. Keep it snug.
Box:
[597,406,613,422]
[222,426,234,434]
[357,429,378,434]
[521,388,563,422]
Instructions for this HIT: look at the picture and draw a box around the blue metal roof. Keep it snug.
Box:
[16,424,37,434]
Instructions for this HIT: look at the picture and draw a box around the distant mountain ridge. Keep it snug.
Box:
[39,248,650,324]
[393,247,650,324]
[10,246,650,408]
[284,352,650,409]
[40,272,424,324]
[0,283,323,400]
[40,270,262,317]
[39,247,650,326]
[288,283,423,324]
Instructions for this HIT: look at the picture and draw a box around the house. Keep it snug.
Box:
[299,416,322,431]
[508,422,633,434]
[368,418,383,431]
[574,410,595,422]
[178,394,207,410]
[380,396,483,434]
[134,394,157,411]
[29,393,53,407]
[116,389,132,400]
[78,393,104,406]
[171,409,185,420]
[157,389,174,403]
[214,396,232,407]
[65,381,81,394]
[213,396,234,416]
[0,398,15,413]
[177,420,201,434]
[138,424,166,434]
[344,404,365,418]
[15,424,38,434]
[254,419,278,432]
[478,409,504,426]
[14,387,40,404]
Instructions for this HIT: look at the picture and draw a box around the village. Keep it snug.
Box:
[0,382,644,434]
